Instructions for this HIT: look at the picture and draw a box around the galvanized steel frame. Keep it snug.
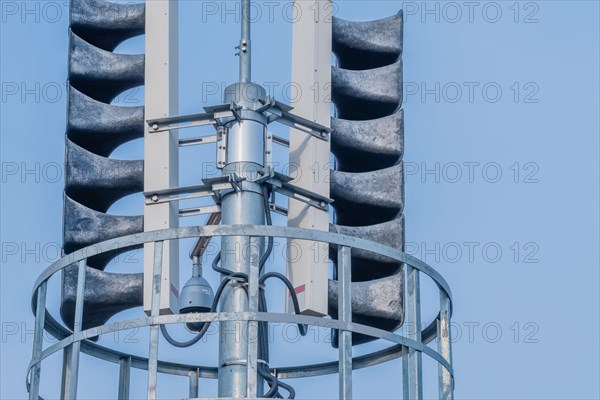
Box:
[27,225,454,399]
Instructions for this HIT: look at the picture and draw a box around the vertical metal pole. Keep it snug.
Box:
[60,346,72,399]
[402,350,409,400]
[406,265,423,400]
[217,86,266,398]
[438,291,454,400]
[219,3,266,397]
[147,241,164,400]
[246,236,260,398]
[239,0,251,82]
[29,280,47,400]
[338,246,352,400]
[218,168,265,397]
[188,369,199,398]
[65,259,87,400]
[118,356,132,400]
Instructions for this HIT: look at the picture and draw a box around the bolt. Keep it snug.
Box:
[319,202,326,208]
[152,124,159,130]
[151,195,159,202]
[320,131,327,138]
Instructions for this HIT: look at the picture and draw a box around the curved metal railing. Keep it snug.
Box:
[27,225,454,400]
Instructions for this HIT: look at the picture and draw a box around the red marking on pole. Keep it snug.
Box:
[294,284,305,295]
[170,283,179,298]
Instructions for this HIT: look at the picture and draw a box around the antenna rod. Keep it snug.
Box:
[239,0,251,83]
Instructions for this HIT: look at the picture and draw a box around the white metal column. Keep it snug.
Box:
[286,0,332,317]
[143,0,180,315]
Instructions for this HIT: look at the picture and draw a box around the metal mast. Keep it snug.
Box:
[239,0,251,83]
[27,1,456,399]
[219,1,265,396]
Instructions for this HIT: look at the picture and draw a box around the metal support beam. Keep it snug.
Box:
[147,241,164,400]
[438,291,454,400]
[402,351,409,400]
[218,83,266,398]
[64,260,86,400]
[189,369,200,398]
[406,265,423,400]
[246,236,260,398]
[29,281,47,400]
[338,246,352,400]
[118,356,132,399]
[286,0,332,317]
[60,345,72,399]
[118,356,132,400]
[143,0,179,316]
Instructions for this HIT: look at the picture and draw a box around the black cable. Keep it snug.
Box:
[211,252,232,276]
[211,186,273,277]
[277,380,296,399]
[259,185,274,271]
[256,187,300,398]
[260,272,307,336]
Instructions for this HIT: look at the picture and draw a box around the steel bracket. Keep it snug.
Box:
[144,176,232,206]
[216,127,228,169]
[250,168,333,211]
[264,99,331,142]
[146,103,233,133]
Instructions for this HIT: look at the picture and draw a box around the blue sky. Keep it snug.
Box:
[1,1,599,399]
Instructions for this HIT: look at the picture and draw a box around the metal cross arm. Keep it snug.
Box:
[146,103,233,133]
[265,100,332,141]
[147,97,331,146]
[144,176,233,205]
[253,169,333,211]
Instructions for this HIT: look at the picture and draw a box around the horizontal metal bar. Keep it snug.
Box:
[272,134,289,147]
[270,98,293,112]
[147,106,234,133]
[275,187,328,211]
[282,180,332,206]
[269,203,287,216]
[33,225,453,305]
[144,179,232,205]
[180,135,218,147]
[29,311,454,384]
[29,225,453,384]
[268,106,331,141]
[274,180,332,211]
[147,113,219,133]
[31,302,438,384]
[180,205,222,218]
[203,103,233,115]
